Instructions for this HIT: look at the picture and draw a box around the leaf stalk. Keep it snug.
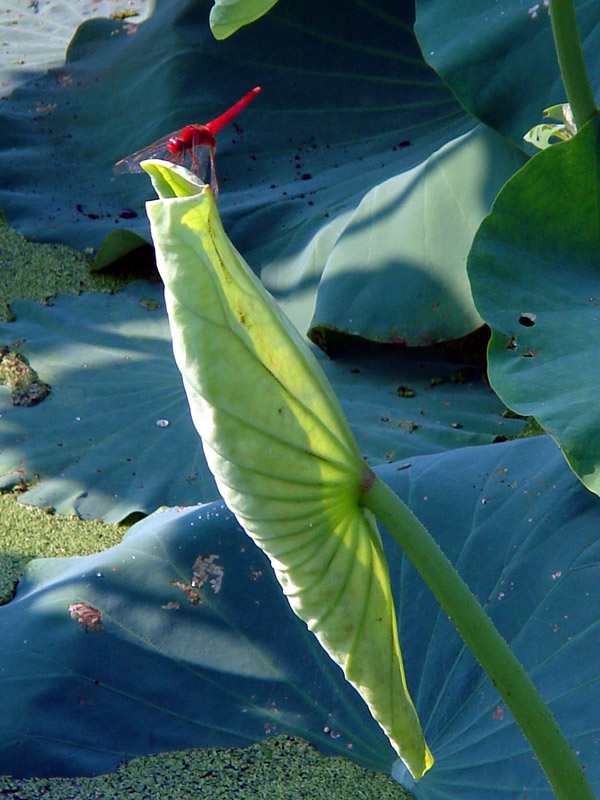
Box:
[362,475,595,799]
[549,0,597,129]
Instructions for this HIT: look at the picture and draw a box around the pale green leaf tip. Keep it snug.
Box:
[209,0,280,40]
[208,4,250,41]
[209,15,235,41]
[141,159,206,200]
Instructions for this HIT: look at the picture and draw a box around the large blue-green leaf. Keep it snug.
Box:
[0,0,516,341]
[320,340,525,463]
[309,124,524,345]
[0,0,149,96]
[415,0,600,147]
[467,117,600,497]
[1,435,598,799]
[0,282,217,522]
[387,436,600,798]
[0,282,524,522]
[0,501,399,778]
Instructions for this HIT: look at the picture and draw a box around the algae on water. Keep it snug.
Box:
[0,735,416,800]
[0,490,125,605]
[0,218,150,321]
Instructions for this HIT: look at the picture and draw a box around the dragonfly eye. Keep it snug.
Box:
[167,136,186,155]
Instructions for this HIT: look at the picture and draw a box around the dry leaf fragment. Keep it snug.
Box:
[171,581,200,605]
[69,602,102,631]
[171,554,224,605]
[191,554,223,594]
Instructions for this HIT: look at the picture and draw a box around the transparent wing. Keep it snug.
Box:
[113,132,212,178]
[113,130,180,174]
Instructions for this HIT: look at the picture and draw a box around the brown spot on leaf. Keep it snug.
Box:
[139,297,161,311]
[69,603,102,632]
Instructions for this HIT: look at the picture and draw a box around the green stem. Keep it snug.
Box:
[362,475,595,800]
[549,0,597,129]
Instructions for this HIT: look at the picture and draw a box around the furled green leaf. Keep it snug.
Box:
[209,0,279,39]
[1,436,599,799]
[467,117,600,496]
[414,0,600,147]
[143,160,432,778]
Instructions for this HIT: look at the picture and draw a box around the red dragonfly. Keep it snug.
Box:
[114,86,261,197]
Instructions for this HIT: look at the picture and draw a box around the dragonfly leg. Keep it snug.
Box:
[209,147,218,199]
[169,150,185,167]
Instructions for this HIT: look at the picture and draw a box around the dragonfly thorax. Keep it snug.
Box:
[166,125,216,156]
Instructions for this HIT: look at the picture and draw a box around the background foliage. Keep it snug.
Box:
[1,0,599,798]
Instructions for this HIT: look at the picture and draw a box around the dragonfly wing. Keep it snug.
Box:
[188,144,211,180]
[113,131,180,174]
[208,146,219,198]
[113,131,212,179]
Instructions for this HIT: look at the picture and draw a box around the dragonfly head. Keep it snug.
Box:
[167,135,186,156]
